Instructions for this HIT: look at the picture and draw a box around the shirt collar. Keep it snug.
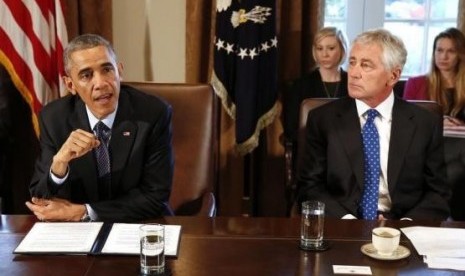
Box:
[355,92,394,121]
[86,104,118,130]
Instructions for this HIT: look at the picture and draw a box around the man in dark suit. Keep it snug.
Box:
[297,29,450,220]
[26,34,173,222]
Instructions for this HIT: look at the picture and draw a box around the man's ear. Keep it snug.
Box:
[387,68,401,87]
[117,62,124,81]
[62,76,76,95]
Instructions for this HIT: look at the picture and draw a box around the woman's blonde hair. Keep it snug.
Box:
[312,26,348,66]
[428,27,465,116]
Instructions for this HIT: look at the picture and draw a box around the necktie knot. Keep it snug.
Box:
[94,121,111,145]
[365,109,379,124]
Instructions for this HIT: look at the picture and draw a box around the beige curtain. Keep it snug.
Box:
[64,0,113,42]
[185,0,324,216]
[185,1,215,83]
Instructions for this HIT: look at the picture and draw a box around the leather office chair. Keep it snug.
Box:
[288,98,442,216]
[286,98,333,216]
[123,81,218,217]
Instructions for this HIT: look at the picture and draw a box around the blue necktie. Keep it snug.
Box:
[94,121,111,200]
[360,109,380,220]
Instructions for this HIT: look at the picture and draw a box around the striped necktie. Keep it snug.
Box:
[94,121,111,200]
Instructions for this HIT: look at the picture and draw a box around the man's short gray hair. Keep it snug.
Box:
[352,28,407,71]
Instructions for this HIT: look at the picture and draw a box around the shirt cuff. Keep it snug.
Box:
[85,204,99,221]
[342,214,357,219]
[49,166,69,184]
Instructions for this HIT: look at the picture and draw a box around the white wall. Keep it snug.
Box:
[112,0,186,83]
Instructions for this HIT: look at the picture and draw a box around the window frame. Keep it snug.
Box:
[324,0,459,78]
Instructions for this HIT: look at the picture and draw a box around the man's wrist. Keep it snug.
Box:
[79,205,92,222]
[51,157,69,178]
[80,210,92,222]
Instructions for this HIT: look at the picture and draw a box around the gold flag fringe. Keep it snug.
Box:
[211,70,278,155]
[0,50,40,137]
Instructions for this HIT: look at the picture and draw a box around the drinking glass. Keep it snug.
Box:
[140,224,165,275]
[300,201,325,250]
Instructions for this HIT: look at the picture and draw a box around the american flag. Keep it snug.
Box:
[0,0,68,135]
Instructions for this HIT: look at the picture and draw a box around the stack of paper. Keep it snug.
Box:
[443,125,465,138]
[401,226,465,271]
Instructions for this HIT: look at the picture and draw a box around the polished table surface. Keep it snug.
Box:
[1,215,465,276]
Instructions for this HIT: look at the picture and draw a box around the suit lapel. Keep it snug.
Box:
[109,90,137,192]
[67,98,100,202]
[336,99,365,189]
[387,99,415,192]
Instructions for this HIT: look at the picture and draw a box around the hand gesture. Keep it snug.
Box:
[25,197,87,222]
[51,129,100,177]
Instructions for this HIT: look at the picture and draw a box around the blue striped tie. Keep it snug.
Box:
[360,109,380,220]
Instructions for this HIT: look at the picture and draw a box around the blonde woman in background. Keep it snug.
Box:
[284,26,349,144]
[403,27,465,126]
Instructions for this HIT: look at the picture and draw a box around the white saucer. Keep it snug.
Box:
[361,243,410,260]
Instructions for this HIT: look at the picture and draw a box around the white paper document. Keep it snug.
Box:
[401,226,465,271]
[424,256,465,271]
[14,222,103,254]
[101,223,181,256]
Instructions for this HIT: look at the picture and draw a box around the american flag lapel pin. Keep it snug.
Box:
[123,131,131,136]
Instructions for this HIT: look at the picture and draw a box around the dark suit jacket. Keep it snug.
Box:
[296,96,450,220]
[30,85,174,222]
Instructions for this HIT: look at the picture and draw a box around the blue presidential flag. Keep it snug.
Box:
[211,0,278,155]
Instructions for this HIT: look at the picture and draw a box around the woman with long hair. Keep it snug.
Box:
[404,27,465,126]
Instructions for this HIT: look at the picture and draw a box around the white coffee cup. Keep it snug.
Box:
[372,227,400,256]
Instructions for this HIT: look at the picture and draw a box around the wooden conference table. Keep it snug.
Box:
[1,215,464,276]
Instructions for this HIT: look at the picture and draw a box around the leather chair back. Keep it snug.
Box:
[123,82,218,216]
[297,98,334,172]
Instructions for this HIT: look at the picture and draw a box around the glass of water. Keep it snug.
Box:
[140,224,165,275]
[300,201,325,250]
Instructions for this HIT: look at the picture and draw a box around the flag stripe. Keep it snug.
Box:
[55,0,68,96]
[22,0,54,55]
[0,29,40,112]
[4,0,57,102]
[0,4,52,107]
[0,0,67,136]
